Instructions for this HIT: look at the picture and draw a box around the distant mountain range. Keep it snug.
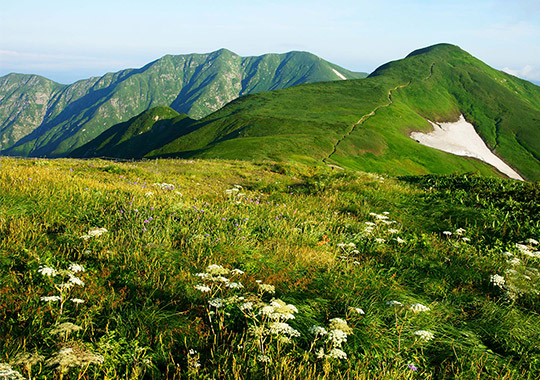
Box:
[71,44,540,181]
[0,49,366,157]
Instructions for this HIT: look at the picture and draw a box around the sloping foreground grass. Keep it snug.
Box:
[0,157,539,379]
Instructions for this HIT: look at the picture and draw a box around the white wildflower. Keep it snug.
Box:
[58,282,74,290]
[258,283,275,294]
[49,322,82,336]
[240,302,253,311]
[208,298,224,308]
[206,264,230,276]
[315,348,325,359]
[490,274,506,288]
[328,329,348,348]
[409,303,430,313]
[309,325,328,336]
[68,275,85,287]
[268,322,300,338]
[261,305,275,316]
[41,296,62,302]
[349,307,365,315]
[516,243,531,253]
[270,299,298,314]
[231,268,245,275]
[455,228,466,235]
[388,229,399,234]
[38,266,57,277]
[68,263,85,273]
[327,348,348,360]
[0,363,24,380]
[414,330,434,341]
[153,183,174,190]
[442,231,452,236]
[386,300,402,307]
[507,257,521,266]
[145,192,154,197]
[194,284,212,293]
[257,354,271,363]
[226,282,244,289]
[46,344,104,368]
[527,238,539,245]
[394,237,406,244]
[87,227,107,237]
[375,238,386,244]
[70,298,85,304]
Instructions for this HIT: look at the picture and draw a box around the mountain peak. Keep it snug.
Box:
[405,43,463,58]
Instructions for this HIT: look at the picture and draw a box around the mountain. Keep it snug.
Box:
[73,44,540,181]
[69,106,196,159]
[0,49,366,157]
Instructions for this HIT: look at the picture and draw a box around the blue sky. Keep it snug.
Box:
[1,0,539,84]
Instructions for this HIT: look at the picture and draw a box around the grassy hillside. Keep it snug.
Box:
[68,107,197,159]
[1,157,539,379]
[92,44,540,181]
[0,50,366,157]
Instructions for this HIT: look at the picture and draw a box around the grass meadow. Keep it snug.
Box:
[1,157,539,379]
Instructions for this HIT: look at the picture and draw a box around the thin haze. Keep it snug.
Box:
[1,0,539,84]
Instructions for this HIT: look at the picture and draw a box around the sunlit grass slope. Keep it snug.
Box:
[78,44,540,181]
[1,157,539,379]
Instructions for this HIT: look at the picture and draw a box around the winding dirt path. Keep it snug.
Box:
[323,82,410,165]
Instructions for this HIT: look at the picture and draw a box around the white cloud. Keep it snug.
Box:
[502,65,540,82]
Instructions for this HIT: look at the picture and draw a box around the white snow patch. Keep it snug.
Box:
[410,115,524,180]
[332,68,347,80]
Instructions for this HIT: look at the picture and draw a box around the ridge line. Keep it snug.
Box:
[323,81,410,165]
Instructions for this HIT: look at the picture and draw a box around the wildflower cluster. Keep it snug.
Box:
[0,363,24,380]
[310,317,353,360]
[441,227,471,243]
[194,264,247,330]
[38,263,86,316]
[413,330,435,342]
[45,343,104,370]
[336,242,359,261]
[490,239,540,301]
[80,227,107,240]
[153,182,176,190]
[363,212,406,244]
[386,300,434,346]
[193,265,303,364]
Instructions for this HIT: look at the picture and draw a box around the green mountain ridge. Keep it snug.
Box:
[72,44,540,181]
[0,50,366,157]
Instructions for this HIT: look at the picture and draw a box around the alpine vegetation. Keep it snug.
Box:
[0,157,539,379]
